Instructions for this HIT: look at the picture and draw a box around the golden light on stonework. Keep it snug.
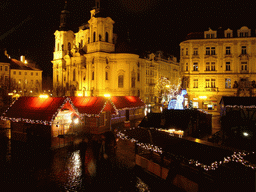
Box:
[199,96,207,99]
[39,94,49,98]
[104,93,111,98]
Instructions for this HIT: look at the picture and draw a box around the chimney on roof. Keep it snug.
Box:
[20,55,25,63]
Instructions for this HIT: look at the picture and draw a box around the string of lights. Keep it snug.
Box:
[117,128,256,171]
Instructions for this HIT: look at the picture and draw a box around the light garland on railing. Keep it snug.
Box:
[226,105,256,109]
[117,128,163,154]
[117,128,256,172]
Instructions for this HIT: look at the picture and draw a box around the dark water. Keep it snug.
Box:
[0,136,176,192]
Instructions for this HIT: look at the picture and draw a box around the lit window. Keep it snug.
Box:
[193,48,198,55]
[206,62,210,71]
[118,75,124,88]
[211,62,215,71]
[18,79,21,84]
[73,69,76,81]
[205,79,210,88]
[226,62,231,71]
[211,79,216,88]
[242,46,247,54]
[226,47,231,55]
[225,78,231,88]
[193,79,198,88]
[105,72,108,80]
[193,63,198,71]
[241,62,248,71]
[131,76,135,88]
[206,47,210,55]
[211,47,215,55]
[105,32,109,42]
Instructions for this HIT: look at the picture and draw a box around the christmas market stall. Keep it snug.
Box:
[69,96,145,133]
[1,96,82,148]
[110,96,145,128]
[69,96,116,134]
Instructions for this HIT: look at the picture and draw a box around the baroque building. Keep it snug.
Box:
[180,26,256,111]
[52,1,180,104]
[0,50,42,99]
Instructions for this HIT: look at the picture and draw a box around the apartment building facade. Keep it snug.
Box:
[180,26,256,111]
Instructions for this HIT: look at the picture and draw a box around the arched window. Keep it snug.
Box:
[84,57,87,68]
[105,32,109,42]
[131,76,135,88]
[73,69,76,81]
[99,34,102,41]
[57,43,59,51]
[105,72,108,80]
[93,32,96,42]
[92,71,94,80]
[118,75,124,88]
[92,57,94,64]
[62,44,64,51]
[106,57,109,64]
[88,37,90,44]
[68,42,71,51]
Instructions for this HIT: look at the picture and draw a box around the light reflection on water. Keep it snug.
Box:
[64,150,82,191]
[2,139,151,192]
[136,177,150,192]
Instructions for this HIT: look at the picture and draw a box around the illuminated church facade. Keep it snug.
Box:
[52,1,180,104]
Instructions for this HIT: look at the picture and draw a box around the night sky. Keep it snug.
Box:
[1,0,255,77]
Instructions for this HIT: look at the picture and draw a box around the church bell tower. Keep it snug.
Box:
[87,0,115,53]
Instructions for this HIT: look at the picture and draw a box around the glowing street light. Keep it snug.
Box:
[39,94,49,98]
[243,132,249,137]
[104,93,111,98]
[73,118,79,124]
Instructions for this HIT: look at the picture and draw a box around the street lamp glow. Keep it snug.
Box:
[199,96,207,99]
[243,132,249,137]
[39,94,49,98]
[74,118,79,124]
[104,93,111,98]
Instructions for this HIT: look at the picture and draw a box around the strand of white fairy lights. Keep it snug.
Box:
[117,128,163,154]
[117,128,256,171]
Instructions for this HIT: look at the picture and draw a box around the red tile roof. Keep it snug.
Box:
[69,96,117,116]
[2,96,145,124]
[10,59,41,71]
[110,96,145,110]
[2,97,76,124]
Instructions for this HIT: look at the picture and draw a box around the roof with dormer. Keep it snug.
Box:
[10,59,41,71]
